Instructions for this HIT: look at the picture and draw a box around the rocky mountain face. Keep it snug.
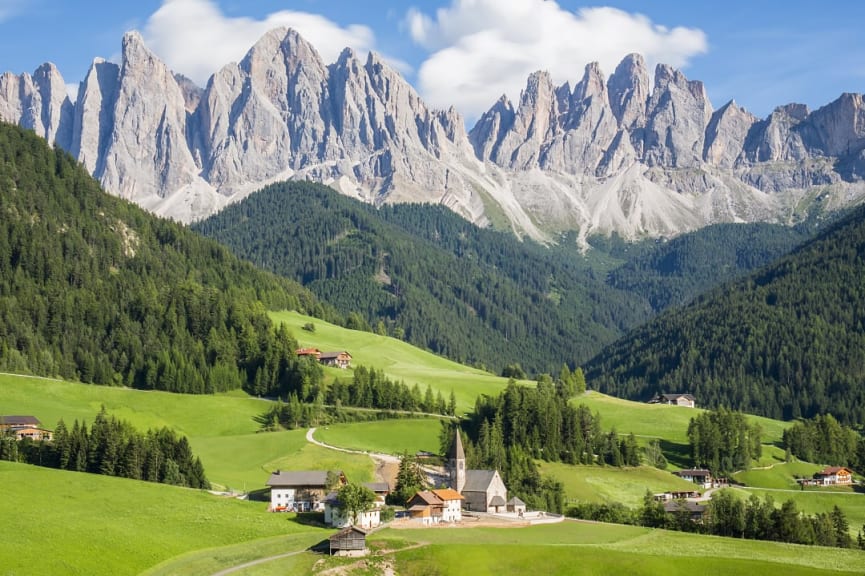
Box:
[2,30,865,241]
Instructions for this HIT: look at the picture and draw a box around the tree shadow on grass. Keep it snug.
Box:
[659,439,692,469]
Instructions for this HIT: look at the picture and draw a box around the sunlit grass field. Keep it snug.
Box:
[313,418,444,455]
[0,461,328,576]
[373,522,864,575]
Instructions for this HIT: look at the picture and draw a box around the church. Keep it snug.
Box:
[447,428,509,513]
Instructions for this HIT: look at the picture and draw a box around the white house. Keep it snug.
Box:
[324,494,382,529]
[432,488,464,522]
[266,470,346,512]
[673,469,713,489]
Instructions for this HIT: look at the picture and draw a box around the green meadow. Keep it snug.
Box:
[313,418,444,455]
[0,461,329,576]
[537,461,700,506]
[576,391,789,448]
[0,374,374,491]
[372,522,864,575]
[271,310,514,411]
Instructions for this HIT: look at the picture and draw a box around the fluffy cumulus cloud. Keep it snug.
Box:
[406,0,708,119]
[141,0,379,86]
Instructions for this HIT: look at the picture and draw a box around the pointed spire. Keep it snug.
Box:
[449,426,465,460]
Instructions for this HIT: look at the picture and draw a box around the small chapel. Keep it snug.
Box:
[447,428,509,513]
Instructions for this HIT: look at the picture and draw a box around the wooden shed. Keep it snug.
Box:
[328,526,368,556]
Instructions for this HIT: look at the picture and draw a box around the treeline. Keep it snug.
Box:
[0,407,208,489]
[258,364,455,430]
[463,379,638,467]
[0,122,332,395]
[587,202,865,424]
[569,490,864,550]
[192,180,652,375]
[445,424,565,514]
[783,414,865,469]
[606,222,811,312]
[687,409,762,476]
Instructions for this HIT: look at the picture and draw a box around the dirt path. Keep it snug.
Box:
[209,550,305,576]
[306,428,444,488]
[306,428,401,487]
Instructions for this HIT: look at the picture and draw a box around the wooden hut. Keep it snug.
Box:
[328,526,368,556]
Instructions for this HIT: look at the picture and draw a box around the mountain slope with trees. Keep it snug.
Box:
[0,122,330,396]
[193,181,652,374]
[586,203,865,424]
[194,181,818,375]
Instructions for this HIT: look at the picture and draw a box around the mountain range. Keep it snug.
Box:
[2,28,865,240]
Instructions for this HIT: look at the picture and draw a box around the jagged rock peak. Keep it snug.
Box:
[121,30,158,69]
[574,61,606,101]
[607,53,649,128]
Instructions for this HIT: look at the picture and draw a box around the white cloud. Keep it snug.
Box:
[406,0,708,120]
[141,0,392,87]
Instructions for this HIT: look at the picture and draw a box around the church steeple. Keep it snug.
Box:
[448,427,466,493]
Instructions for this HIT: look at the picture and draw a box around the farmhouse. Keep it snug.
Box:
[815,466,854,486]
[363,481,391,506]
[673,468,713,489]
[295,347,321,360]
[407,489,464,524]
[448,429,509,513]
[0,415,53,441]
[328,526,368,556]
[648,393,696,408]
[319,351,352,369]
[324,493,382,530]
[266,470,346,512]
[663,500,707,523]
[407,490,444,524]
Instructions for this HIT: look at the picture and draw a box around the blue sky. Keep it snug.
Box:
[1,0,863,122]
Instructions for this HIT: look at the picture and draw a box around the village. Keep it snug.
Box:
[2,391,861,559]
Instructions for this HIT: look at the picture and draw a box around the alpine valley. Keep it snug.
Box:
[2,27,865,240]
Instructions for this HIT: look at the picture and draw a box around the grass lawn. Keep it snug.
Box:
[143,534,323,576]
[270,310,513,411]
[576,391,789,447]
[734,461,824,489]
[0,373,267,437]
[191,429,375,491]
[0,461,329,576]
[373,522,864,575]
[538,462,701,506]
[313,418,445,455]
[0,374,374,490]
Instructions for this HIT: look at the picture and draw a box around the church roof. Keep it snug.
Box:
[463,469,498,492]
[448,428,465,460]
[489,495,507,507]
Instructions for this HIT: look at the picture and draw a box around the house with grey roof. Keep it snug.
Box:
[266,470,346,512]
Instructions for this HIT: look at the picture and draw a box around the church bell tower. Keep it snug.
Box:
[448,427,466,493]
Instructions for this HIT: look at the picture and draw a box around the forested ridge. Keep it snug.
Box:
[586,202,865,424]
[194,181,651,373]
[0,122,331,395]
[606,222,813,312]
[193,181,815,375]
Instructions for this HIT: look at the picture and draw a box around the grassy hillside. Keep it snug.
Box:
[0,461,328,576]
[314,419,443,455]
[0,374,374,490]
[373,523,864,575]
[587,202,865,423]
[272,310,514,412]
